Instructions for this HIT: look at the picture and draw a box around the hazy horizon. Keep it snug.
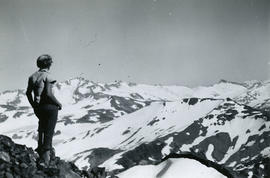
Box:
[0,0,269,92]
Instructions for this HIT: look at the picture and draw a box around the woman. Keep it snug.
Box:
[26,54,62,166]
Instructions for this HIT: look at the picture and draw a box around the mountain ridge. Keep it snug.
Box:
[0,78,269,177]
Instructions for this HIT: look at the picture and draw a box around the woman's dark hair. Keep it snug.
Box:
[36,54,53,69]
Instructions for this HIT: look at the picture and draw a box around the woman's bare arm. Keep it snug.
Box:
[26,78,36,108]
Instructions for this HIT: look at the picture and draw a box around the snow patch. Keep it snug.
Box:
[117,158,227,178]
[161,137,174,156]
[205,144,215,161]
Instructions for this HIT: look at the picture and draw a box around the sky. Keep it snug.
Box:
[0,0,269,92]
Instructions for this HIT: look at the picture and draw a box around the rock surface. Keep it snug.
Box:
[0,135,109,178]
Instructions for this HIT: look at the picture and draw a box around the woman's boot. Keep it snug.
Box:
[42,150,50,166]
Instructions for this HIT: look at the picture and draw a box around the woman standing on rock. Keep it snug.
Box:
[26,54,62,166]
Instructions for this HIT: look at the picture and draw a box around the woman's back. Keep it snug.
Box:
[29,68,56,105]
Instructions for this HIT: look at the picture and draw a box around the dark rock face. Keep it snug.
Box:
[183,98,199,105]
[13,112,25,118]
[0,113,8,123]
[110,96,147,114]
[0,135,108,178]
[77,109,116,123]
[76,148,122,170]
[147,117,160,126]
[0,105,17,112]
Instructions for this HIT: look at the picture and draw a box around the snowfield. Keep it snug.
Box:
[117,158,227,178]
[0,78,269,178]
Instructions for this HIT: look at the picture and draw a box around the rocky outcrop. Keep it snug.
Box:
[0,135,108,178]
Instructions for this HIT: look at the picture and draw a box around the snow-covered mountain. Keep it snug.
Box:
[0,78,269,178]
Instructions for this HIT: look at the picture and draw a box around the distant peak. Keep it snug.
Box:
[218,79,242,86]
[218,79,264,89]
[67,76,89,82]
